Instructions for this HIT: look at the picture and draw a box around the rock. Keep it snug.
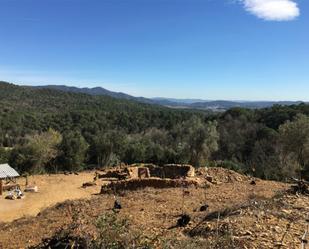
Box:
[82,182,96,188]
[242,230,253,236]
[205,175,213,183]
[114,200,122,210]
[250,180,256,185]
[177,214,191,227]
[273,226,282,233]
[200,204,209,212]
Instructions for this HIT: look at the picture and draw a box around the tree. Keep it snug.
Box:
[123,135,146,165]
[279,114,309,179]
[216,112,262,171]
[249,127,282,180]
[9,145,37,173]
[58,131,89,171]
[9,128,62,173]
[93,130,125,167]
[0,147,10,164]
[182,116,219,167]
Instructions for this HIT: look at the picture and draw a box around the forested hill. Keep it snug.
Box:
[31,84,306,110]
[32,84,157,105]
[1,81,309,181]
[0,81,207,145]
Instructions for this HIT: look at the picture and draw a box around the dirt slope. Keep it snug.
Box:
[0,169,291,249]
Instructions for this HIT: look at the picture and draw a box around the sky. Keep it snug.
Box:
[0,0,308,101]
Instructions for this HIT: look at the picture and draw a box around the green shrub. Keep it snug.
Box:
[92,213,152,249]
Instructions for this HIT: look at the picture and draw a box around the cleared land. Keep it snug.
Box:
[0,172,100,222]
[0,167,308,249]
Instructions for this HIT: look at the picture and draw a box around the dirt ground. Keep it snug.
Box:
[0,172,100,222]
[0,167,295,249]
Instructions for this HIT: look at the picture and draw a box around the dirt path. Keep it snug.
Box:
[0,172,100,222]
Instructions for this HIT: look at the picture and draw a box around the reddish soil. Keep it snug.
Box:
[0,167,296,249]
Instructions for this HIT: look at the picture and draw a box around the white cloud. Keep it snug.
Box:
[241,0,300,21]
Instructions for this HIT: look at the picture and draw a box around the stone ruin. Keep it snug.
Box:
[151,164,195,178]
[100,178,199,194]
[98,164,197,193]
[98,164,195,181]
[125,166,150,179]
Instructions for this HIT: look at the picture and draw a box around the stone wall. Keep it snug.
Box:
[143,164,195,179]
[100,178,199,194]
[98,164,195,181]
[125,167,150,179]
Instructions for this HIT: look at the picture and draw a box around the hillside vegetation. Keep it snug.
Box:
[0,81,309,180]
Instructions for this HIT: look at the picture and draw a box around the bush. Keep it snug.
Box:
[92,213,151,249]
[0,147,11,164]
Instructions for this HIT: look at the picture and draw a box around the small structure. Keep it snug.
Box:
[145,164,195,179]
[126,167,150,179]
[0,163,20,195]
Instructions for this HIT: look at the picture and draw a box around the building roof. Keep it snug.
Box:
[0,163,20,179]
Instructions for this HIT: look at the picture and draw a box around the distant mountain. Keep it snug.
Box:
[33,85,155,104]
[33,85,188,107]
[31,85,306,111]
[189,100,305,110]
[152,97,209,104]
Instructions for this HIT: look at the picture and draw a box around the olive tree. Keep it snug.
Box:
[279,114,309,179]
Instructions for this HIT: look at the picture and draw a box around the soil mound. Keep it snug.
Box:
[198,167,250,183]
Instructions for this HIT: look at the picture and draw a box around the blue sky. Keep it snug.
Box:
[0,0,308,100]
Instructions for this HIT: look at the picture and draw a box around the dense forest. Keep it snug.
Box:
[1,81,309,181]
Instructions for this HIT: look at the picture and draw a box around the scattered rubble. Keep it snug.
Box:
[290,178,309,195]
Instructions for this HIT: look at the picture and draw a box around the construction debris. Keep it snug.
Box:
[5,192,16,200]
[25,185,38,193]
[2,183,20,191]
[5,188,24,200]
